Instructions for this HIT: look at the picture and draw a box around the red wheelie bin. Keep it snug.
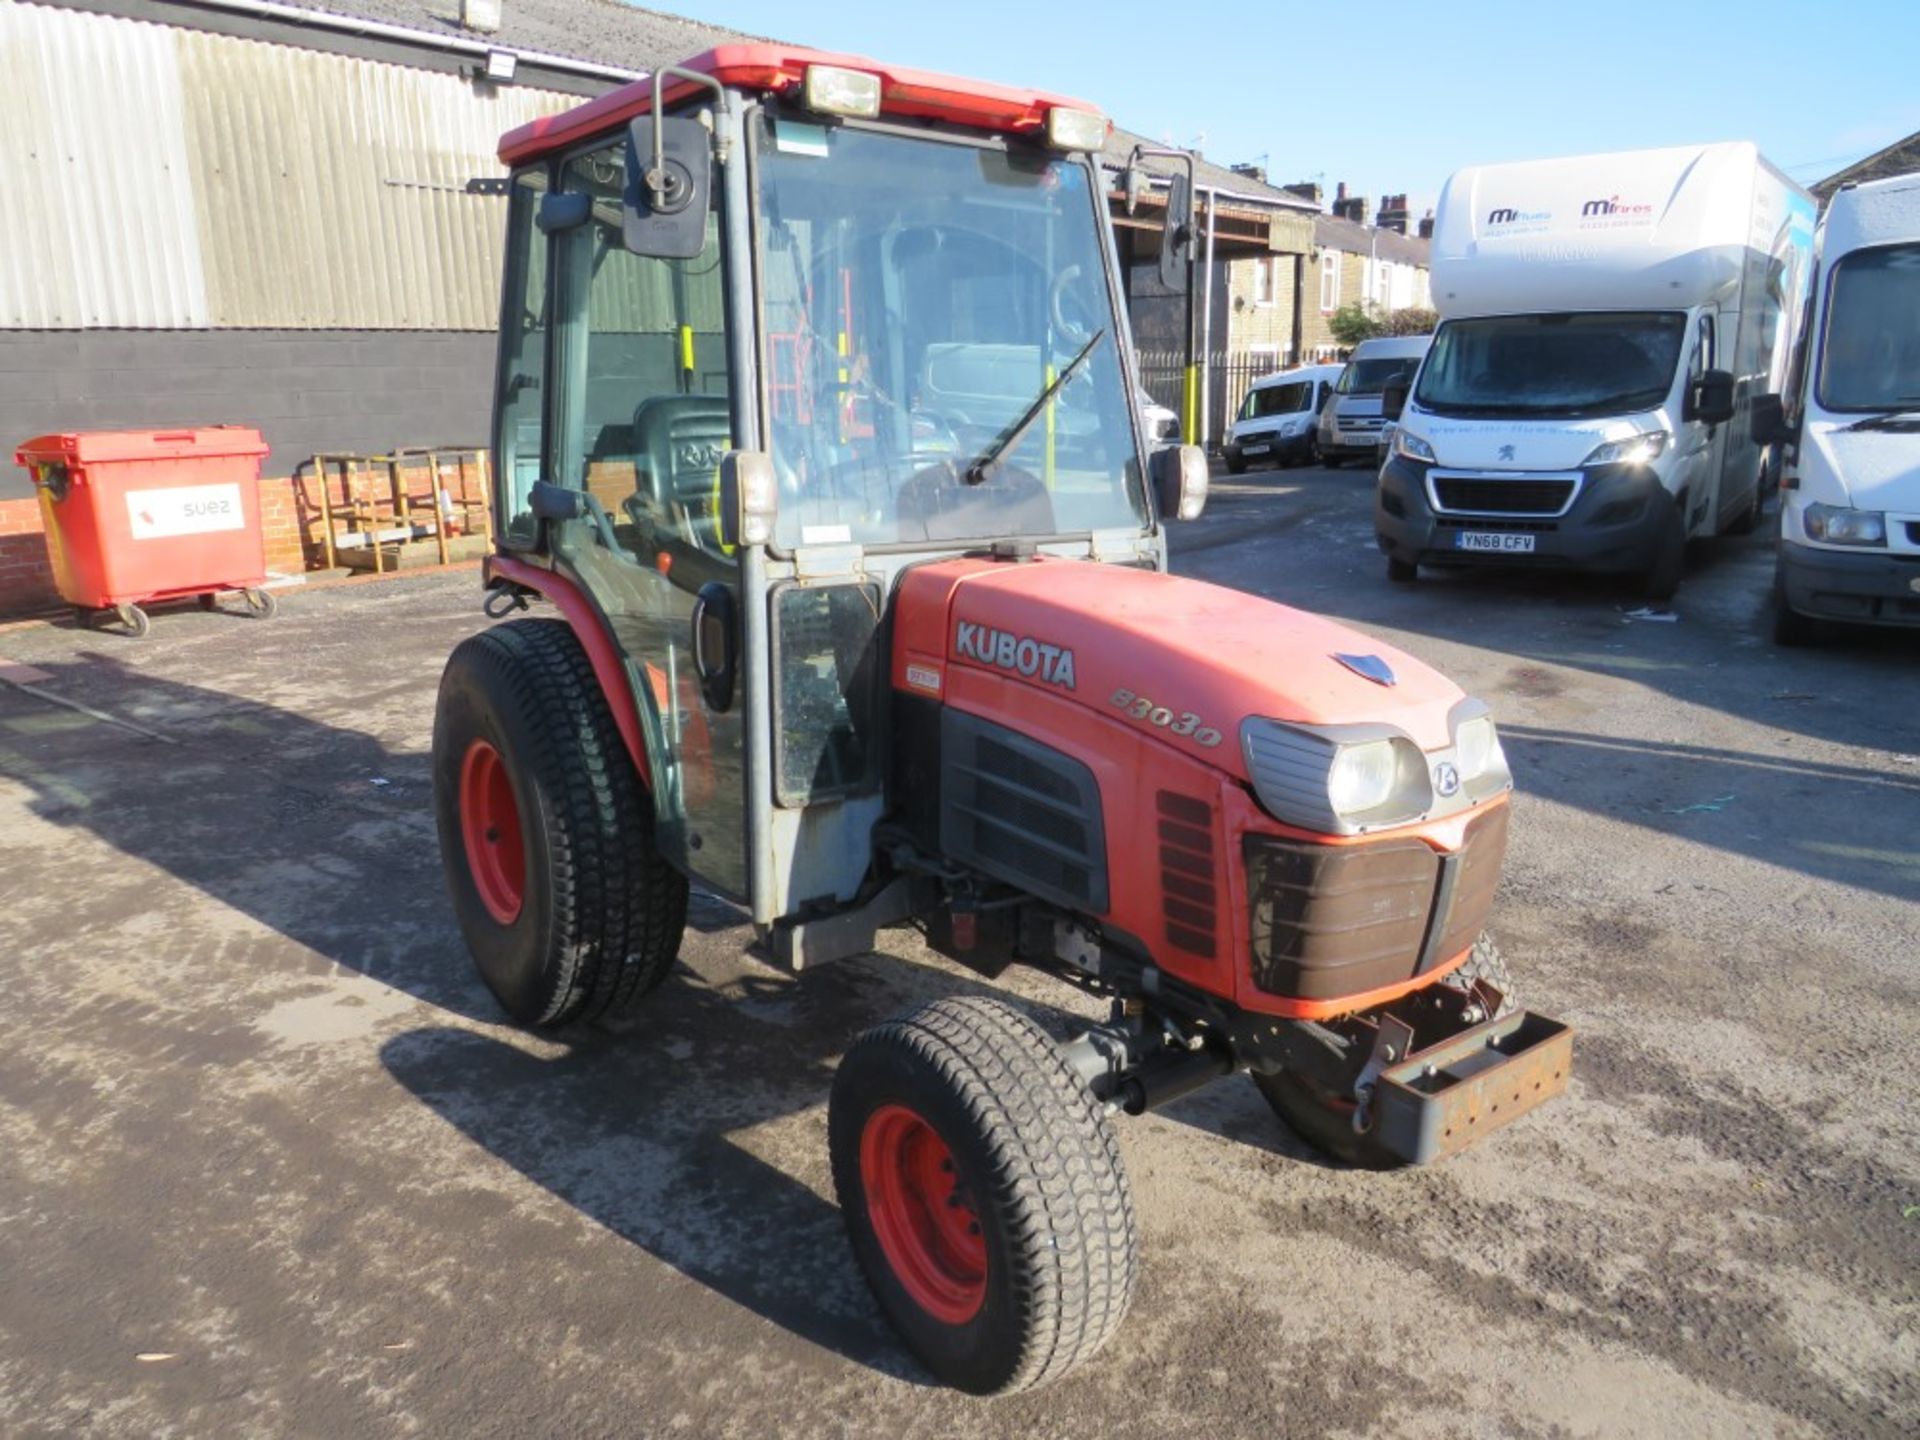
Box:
[14,427,276,636]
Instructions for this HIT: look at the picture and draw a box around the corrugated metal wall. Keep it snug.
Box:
[0,0,577,330]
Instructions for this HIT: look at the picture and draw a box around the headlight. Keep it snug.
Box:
[1450,702,1513,799]
[1582,429,1669,467]
[1242,719,1433,834]
[1281,418,1307,436]
[1803,503,1886,546]
[1394,428,1436,463]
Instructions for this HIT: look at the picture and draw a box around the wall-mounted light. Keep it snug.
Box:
[481,49,517,84]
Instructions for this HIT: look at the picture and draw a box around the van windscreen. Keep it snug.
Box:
[1241,381,1312,418]
[1413,312,1685,418]
[1818,243,1920,412]
[1335,357,1420,395]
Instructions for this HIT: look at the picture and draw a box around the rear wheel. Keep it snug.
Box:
[1254,935,1515,1169]
[830,996,1137,1394]
[432,617,687,1026]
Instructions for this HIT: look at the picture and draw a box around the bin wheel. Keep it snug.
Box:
[432,617,688,1027]
[1253,935,1516,1169]
[243,588,278,619]
[114,603,151,639]
[830,996,1138,1394]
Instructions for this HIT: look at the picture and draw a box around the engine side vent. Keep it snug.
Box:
[940,710,1108,912]
[1157,790,1217,958]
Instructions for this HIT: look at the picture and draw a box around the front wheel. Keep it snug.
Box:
[1386,557,1418,584]
[432,618,687,1026]
[1225,454,1247,475]
[830,997,1138,1394]
[1254,936,1516,1169]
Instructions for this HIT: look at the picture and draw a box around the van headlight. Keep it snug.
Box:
[1582,429,1669,467]
[1803,503,1886,546]
[1242,718,1433,835]
[1394,429,1436,463]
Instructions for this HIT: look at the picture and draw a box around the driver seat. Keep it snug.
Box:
[632,394,731,549]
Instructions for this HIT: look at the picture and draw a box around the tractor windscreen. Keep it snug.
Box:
[756,121,1148,548]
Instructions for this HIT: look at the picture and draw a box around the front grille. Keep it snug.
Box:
[1433,517,1559,533]
[1157,791,1217,958]
[1433,477,1576,515]
[1245,805,1511,1002]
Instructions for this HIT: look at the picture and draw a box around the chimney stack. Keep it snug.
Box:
[1379,193,1410,234]
[1283,181,1323,206]
[1231,162,1267,185]
[460,0,502,33]
[1330,182,1368,226]
[1417,210,1435,241]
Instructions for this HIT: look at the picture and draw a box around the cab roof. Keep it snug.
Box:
[498,42,1100,166]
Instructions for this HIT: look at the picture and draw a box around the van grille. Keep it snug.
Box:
[1432,477,1576,515]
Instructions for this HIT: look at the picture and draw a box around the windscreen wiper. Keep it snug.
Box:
[1844,401,1920,432]
[963,329,1106,485]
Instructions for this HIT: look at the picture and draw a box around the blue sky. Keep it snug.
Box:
[676,0,1920,214]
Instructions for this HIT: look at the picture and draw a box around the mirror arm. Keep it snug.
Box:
[646,65,728,207]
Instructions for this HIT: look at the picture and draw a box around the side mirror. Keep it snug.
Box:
[1380,377,1409,421]
[1151,444,1208,522]
[1687,368,1736,427]
[1159,172,1195,291]
[1124,163,1146,217]
[719,450,778,549]
[622,113,710,259]
[1750,392,1795,447]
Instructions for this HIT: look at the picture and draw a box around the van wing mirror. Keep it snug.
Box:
[1159,172,1195,291]
[1749,392,1795,447]
[1687,368,1736,427]
[1380,377,1409,421]
[623,113,710,259]
[1151,444,1208,521]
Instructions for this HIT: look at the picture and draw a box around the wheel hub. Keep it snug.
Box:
[859,1103,987,1324]
[459,738,526,925]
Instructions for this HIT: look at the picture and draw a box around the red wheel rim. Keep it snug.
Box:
[859,1104,987,1325]
[459,739,525,925]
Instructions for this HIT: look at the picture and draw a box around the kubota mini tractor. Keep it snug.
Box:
[432,44,1572,1395]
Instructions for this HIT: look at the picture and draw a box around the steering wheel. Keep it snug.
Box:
[1050,263,1094,347]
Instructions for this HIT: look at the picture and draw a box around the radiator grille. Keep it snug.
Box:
[1433,477,1576,515]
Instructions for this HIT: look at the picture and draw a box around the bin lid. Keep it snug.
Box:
[15,426,269,466]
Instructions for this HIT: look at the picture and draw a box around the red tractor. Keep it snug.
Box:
[433,44,1571,1395]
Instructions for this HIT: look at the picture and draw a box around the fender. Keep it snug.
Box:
[484,554,652,790]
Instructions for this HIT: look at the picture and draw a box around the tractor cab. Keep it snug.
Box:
[484,45,1204,931]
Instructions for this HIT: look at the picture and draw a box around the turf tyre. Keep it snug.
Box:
[829,996,1138,1394]
[432,617,686,1026]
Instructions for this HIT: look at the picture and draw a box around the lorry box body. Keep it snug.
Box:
[1771,172,1920,636]
[1376,143,1816,590]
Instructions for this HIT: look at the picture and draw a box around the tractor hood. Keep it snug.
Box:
[917,559,1465,775]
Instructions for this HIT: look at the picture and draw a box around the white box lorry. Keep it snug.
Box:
[1756,171,1920,641]
[1375,142,1816,597]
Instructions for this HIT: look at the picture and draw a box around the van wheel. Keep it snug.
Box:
[1225,454,1247,475]
[1323,454,1343,470]
[1726,477,1766,535]
[1387,557,1418,584]
[432,618,688,1026]
[1771,565,1824,646]
[1641,501,1686,601]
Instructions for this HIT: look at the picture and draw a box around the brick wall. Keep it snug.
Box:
[0,496,57,616]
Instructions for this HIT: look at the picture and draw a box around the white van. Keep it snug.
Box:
[1224,364,1341,472]
[1759,171,1920,642]
[1317,336,1430,466]
[1377,143,1815,597]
